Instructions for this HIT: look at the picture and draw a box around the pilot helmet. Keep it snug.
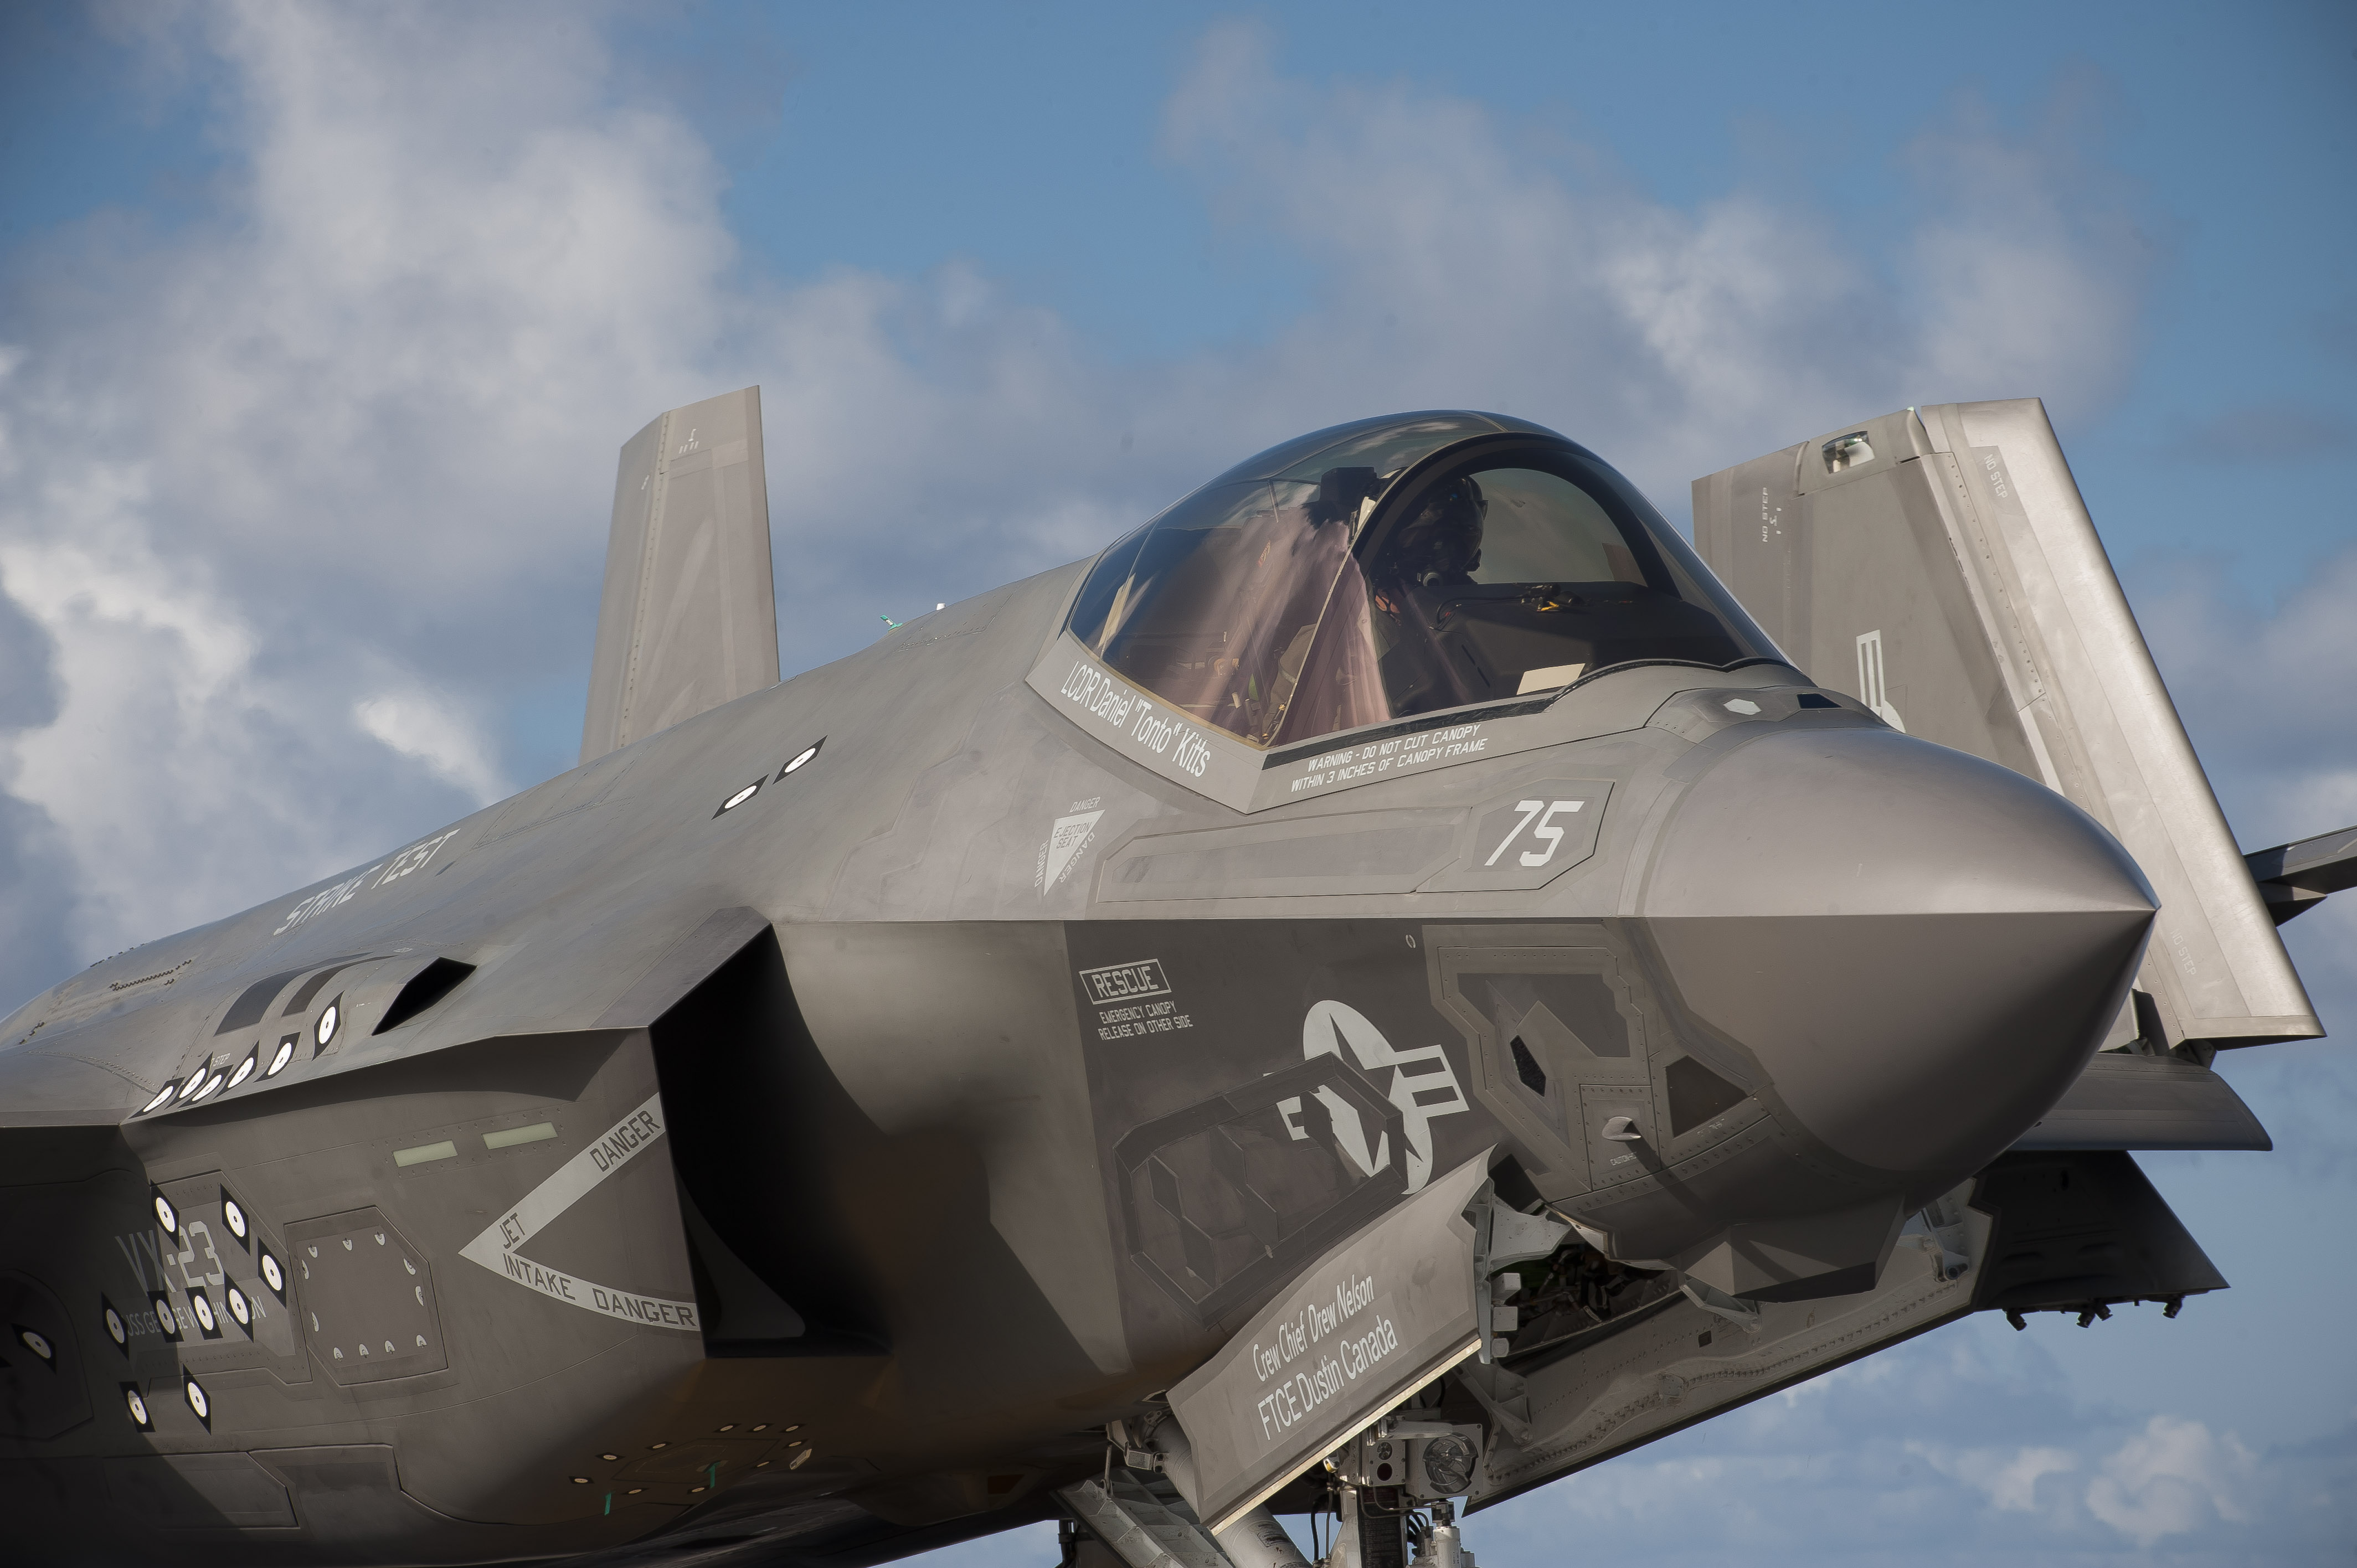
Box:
[1386,473,1486,585]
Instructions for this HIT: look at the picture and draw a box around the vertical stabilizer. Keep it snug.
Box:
[581,387,780,764]
[1692,399,2319,1051]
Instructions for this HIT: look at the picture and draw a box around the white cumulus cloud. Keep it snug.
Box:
[0,4,2198,1009]
[354,690,505,806]
[2084,1414,2255,1548]
[1911,1440,2080,1514]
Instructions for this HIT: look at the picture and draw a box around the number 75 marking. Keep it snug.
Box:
[1486,799,1586,868]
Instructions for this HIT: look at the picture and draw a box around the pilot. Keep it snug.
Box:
[1360,470,1493,715]
[1380,473,1486,587]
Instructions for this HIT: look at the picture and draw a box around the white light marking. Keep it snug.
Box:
[227,1053,258,1089]
[192,1073,226,1102]
[316,1004,339,1048]
[184,1377,208,1420]
[266,1038,296,1077]
[1723,697,1761,715]
[1855,629,1907,731]
[223,1198,248,1240]
[457,1092,700,1332]
[782,742,820,775]
[104,1306,126,1345]
[153,1194,177,1233]
[261,1253,284,1293]
[190,1293,216,1332]
[1520,800,1584,868]
[125,1388,149,1425]
[1484,797,1586,869]
[176,1063,209,1101]
[1485,800,1547,866]
[227,1287,251,1328]
[719,783,760,813]
[18,1328,52,1361]
[139,1083,177,1115]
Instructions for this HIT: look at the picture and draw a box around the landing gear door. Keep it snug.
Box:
[1165,1154,1495,1535]
[1692,399,2319,1054]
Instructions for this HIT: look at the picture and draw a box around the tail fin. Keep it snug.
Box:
[581,387,780,764]
[1693,399,2320,1053]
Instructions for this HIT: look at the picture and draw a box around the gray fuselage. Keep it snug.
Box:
[0,487,2152,1564]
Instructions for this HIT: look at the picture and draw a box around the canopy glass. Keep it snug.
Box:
[1068,414,1778,750]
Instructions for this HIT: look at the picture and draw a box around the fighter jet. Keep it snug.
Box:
[1,391,2345,1567]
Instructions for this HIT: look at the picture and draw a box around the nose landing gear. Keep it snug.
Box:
[1314,1412,1487,1568]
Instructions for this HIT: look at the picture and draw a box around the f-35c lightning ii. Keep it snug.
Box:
[2,391,2346,1567]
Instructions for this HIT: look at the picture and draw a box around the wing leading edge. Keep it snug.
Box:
[1692,398,2322,1056]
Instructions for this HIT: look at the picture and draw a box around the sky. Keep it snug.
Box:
[1,1,2352,1562]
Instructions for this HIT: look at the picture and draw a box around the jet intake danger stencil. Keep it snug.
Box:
[458,1093,701,1332]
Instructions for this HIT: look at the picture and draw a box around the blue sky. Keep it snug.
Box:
[2,2,2352,1561]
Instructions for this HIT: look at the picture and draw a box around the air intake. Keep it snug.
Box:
[374,959,476,1034]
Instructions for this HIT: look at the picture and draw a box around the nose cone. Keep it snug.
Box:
[1642,727,2155,1180]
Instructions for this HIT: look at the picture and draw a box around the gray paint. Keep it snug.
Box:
[1693,400,2319,1050]
[2245,822,2357,923]
[0,400,2330,1566]
[1166,1153,1491,1533]
[581,387,780,765]
[2010,1052,2271,1152]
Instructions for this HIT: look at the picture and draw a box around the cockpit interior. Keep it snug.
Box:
[1068,412,1776,751]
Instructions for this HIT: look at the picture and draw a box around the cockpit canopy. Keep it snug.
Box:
[1068,412,1778,751]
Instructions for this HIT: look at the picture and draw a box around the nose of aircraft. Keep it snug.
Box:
[1641,726,2156,1184]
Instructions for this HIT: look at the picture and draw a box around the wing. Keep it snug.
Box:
[581,386,781,765]
[2245,822,2357,924]
[1692,399,2320,1056]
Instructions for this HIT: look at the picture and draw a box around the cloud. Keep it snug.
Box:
[0,8,2175,999]
[1457,1315,2351,1562]
[354,690,505,805]
[0,510,308,960]
[2083,1415,2255,1548]
[2,18,2351,1564]
[0,0,751,977]
[2143,546,2357,843]
[1898,76,2156,422]
[1910,1441,2079,1513]
[2126,540,2357,1102]
[1157,22,2157,504]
